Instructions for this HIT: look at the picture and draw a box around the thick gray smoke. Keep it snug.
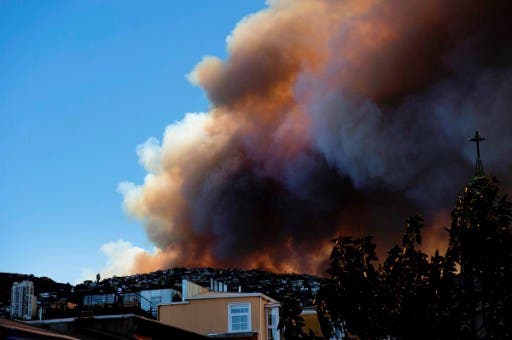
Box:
[119,0,512,274]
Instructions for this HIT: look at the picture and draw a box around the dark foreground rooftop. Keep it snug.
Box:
[27,314,208,340]
[0,317,79,339]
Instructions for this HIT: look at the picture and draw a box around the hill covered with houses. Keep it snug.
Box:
[78,267,323,306]
[1,267,324,318]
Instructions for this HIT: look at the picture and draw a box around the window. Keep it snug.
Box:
[228,303,251,333]
[266,306,280,340]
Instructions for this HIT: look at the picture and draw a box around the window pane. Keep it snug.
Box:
[230,303,250,332]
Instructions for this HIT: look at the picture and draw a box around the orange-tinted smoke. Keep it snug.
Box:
[120,0,512,276]
[421,211,451,256]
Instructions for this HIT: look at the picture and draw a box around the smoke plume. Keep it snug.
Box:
[119,0,512,275]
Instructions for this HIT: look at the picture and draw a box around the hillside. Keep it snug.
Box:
[0,273,71,317]
[1,267,324,311]
[79,267,324,307]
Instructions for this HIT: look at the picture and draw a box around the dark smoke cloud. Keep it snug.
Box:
[119,0,512,274]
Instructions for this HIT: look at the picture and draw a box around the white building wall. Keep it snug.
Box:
[10,281,36,320]
[140,288,175,317]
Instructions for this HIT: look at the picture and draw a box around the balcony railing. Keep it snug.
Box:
[81,291,155,318]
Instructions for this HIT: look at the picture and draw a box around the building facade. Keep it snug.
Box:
[11,280,37,320]
[158,280,280,340]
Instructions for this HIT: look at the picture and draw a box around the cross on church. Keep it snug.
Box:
[470,130,485,159]
[469,130,485,177]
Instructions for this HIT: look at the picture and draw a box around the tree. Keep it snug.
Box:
[381,215,431,338]
[316,236,384,339]
[381,215,460,339]
[278,293,310,339]
[317,176,512,339]
[446,176,512,338]
[425,249,460,339]
[96,273,101,284]
[278,305,307,339]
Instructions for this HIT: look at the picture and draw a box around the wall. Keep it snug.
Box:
[159,296,263,338]
[183,280,208,300]
[140,288,173,316]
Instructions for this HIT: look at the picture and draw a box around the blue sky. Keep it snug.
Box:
[0,1,265,283]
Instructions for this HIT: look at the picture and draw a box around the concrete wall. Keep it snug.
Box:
[140,288,173,314]
[182,280,208,300]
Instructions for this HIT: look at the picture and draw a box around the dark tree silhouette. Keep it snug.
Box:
[425,249,460,339]
[381,215,431,338]
[446,176,512,338]
[316,236,384,339]
[381,215,460,339]
[278,294,310,339]
[317,176,512,339]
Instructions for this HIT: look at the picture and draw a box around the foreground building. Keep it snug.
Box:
[0,318,78,340]
[28,313,207,339]
[11,281,37,320]
[158,280,280,339]
[82,287,178,318]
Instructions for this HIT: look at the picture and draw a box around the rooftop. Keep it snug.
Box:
[0,317,79,339]
[186,291,280,304]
